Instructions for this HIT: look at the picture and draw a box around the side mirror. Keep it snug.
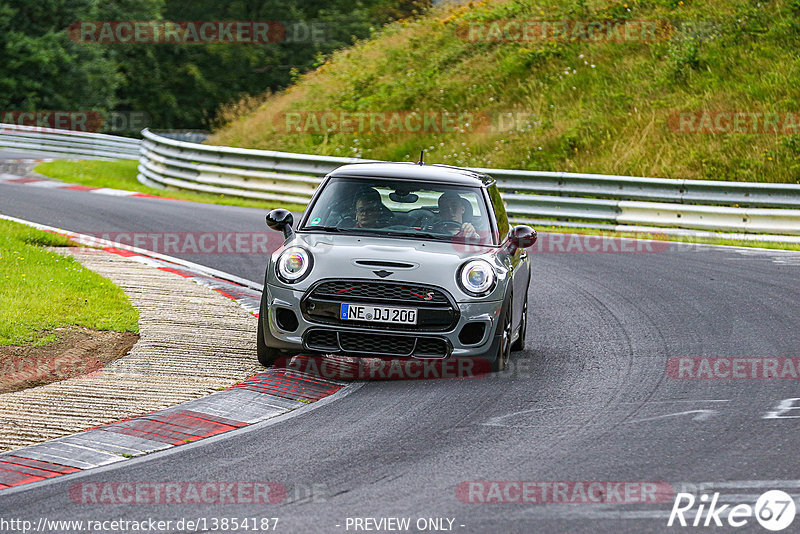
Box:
[266,209,294,239]
[506,225,537,253]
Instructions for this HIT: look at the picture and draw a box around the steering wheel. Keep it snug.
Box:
[428,220,463,235]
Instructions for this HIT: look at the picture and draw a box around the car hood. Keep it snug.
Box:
[267,232,507,302]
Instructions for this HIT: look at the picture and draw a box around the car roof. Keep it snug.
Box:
[326,162,494,187]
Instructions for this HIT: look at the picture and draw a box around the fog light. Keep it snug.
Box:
[459,322,486,345]
[275,308,299,332]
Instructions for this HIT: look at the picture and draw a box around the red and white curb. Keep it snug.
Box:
[0,215,357,491]
[0,172,183,201]
[0,373,348,490]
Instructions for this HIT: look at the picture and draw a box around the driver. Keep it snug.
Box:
[437,191,480,238]
[354,189,394,228]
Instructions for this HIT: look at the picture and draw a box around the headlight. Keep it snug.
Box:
[458,260,495,296]
[276,247,312,283]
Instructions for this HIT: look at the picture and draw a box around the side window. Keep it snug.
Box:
[487,183,509,240]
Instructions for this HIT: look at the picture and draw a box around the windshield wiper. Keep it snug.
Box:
[306,225,342,232]
[381,230,442,240]
[305,226,379,236]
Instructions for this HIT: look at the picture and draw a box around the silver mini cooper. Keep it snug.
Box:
[258,162,537,372]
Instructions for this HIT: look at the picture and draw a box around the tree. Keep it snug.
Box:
[0,0,431,132]
[0,0,118,115]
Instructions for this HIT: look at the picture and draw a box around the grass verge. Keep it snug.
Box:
[0,218,139,346]
[34,159,308,212]
[210,0,800,183]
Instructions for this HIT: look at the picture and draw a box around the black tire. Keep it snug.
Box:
[511,298,527,352]
[491,297,513,372]
[257,300,283,368]
[511,271,531,352]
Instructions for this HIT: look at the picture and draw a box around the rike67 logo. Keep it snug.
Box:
[668,490,796,531]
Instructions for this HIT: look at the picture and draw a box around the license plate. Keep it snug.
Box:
[340,303,418,325]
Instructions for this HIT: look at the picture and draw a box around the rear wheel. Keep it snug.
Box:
[491,298,512,372]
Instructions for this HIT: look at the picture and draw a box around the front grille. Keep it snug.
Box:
[339,332,415,356]
[310,281,450,305]
[302,280,459,332]
[303,329,450,358]
[414,337,449,357]
[306,330,338,351]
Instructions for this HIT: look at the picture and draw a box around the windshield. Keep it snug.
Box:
[301,177,496,245]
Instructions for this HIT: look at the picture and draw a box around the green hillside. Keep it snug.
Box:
[210,0,800,183]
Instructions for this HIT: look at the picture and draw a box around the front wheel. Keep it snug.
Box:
[491,298,512,372]
[511,299,527,352]
[257,301,283,367]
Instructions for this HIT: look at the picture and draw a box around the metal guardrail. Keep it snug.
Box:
[136,129,800,236]
[482,168,800,209]
[1,125,798,236]
[0,123,140,160]
[137,128,371,205]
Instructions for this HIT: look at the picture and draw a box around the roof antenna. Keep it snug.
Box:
[418,150,424,165]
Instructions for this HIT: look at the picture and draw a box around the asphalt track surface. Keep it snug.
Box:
[2,182,800,533]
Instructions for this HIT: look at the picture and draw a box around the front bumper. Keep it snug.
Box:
[260,282,503,360]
